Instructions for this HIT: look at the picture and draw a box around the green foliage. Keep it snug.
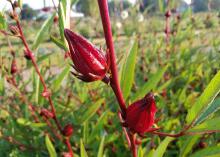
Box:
[45,135,57,157]
[32,14,55,50]
[0,1,220,157]
[186,71,220,124]
[121,40,138,100]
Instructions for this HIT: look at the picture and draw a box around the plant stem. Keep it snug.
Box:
[97,0,126,116]
[65,138,74,157]
[130,133,137,157]
[97,1,138,156]
[9,2,74,155]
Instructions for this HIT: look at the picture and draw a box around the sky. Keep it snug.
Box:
[0,0,137,11]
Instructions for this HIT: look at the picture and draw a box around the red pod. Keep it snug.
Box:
[40,109,54,119]
[125,92,157,134]
[64,29,109,82]
[165,10,172,18]
[62,124,74,137]
[11,59,17,74]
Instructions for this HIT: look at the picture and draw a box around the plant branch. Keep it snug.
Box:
[97,0,126,116]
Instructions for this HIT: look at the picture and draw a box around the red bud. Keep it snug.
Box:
[64,29,109,82]
[62,124,74,137]
[165,10,172,18]
[61,152,72,157]
[11,59,17,74]
[40,109,54,119]
[125,92,157,134]
[42,90,51,98]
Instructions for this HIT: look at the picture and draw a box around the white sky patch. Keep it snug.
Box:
[1,0,137,11]
[183,0,192,5]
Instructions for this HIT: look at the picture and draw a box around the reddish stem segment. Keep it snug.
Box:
[65,138,74,157]
[97,1,137,156]
[9,2,73,155]
[97,0,126,115]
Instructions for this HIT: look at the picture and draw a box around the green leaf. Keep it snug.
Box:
[45,135,57,157]
[51,66,70,92]
[17,118,31,126]
[88,111,109,142]
[186,71,220,124]
[188,117,220,133]
[179,135,201,157]
[50,35,68,51]
[121,40,138,100]
[80,139,88,157]
[32,14,55,50]
[18,0,23,8]
[80,99,104,124]
[58,1,66,41]
[131,65,168,102]
[194,97,220,125]
[0,12,7,30]
[158,0,165,13]
[153,137,174,157]
[97,136,105,157]
[189,146,220,157]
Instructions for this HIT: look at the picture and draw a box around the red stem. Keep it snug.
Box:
[97,1,137,156]
[97,0,126,116]
[10,3,73,156]
[129,133,137,157]
[65,138,74,157]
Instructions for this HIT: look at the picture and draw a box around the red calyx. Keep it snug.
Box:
[11,59,17,74]
[124,92,157,134]
[64,29,109,82]
[62,124,74,137]
[165,10,172,18]
[40,109,54,119]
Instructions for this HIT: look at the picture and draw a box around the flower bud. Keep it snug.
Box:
[11,59,17,74]
[42,89,51,98]
[61,152,72,157]
[124,92,157,134]
[62,124,74,137]
[9,25,19,36]
[40,109,54,119]
[64,29,109,82]
[24,50,34,60]
[165,10,172,18]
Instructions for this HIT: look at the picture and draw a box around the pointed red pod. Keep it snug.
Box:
[11,59,17,74]
[64,29,109,82]
[125,92,157,134]
[62,124,74,137]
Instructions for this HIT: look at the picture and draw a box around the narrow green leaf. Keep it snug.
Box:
[58,2,66,41]
[158,0,165,13]
[0,74,4,93]
[179,135,201,157]
[131,65,168,102]
[80,139,88,157]
[17,118,31,126]
[50,35,68,51]
[189,146,220,157]
[121,40,138,100]
[153,137,174,157]
[97,136,105,157]
[45,135,57,157]
[51,66,70,92]
[188,117,220,132]
[194,97,220,125]
[32,14,55,50]
[186,71,220,124]
[0,12,7,30]
[88,111,109,142]
[18,0,23,8]
[80,99,104,124]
